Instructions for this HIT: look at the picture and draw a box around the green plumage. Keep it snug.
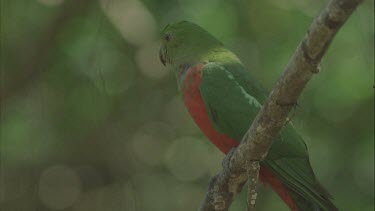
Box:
[200,62,335,210]
[160,21,338,211]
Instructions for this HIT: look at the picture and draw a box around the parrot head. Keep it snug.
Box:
[159,21,223,67]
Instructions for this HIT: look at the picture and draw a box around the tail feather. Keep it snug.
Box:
[260,167,299,210]
[260,164,339,211]
[289,186,338,211]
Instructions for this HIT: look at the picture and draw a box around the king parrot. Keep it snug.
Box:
[159,21,337,211]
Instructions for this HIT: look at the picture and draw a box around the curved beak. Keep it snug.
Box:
[159,46,167,66]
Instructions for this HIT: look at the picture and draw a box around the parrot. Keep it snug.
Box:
[159,21,338,211]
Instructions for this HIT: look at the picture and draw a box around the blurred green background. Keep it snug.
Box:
[0,0,373,210]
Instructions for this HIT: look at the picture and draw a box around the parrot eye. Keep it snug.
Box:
[164,33,172,42]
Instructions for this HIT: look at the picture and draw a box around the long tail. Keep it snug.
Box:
[260,167,299,210]
[260,166,338,211]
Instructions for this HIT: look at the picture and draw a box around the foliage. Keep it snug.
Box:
[0,0,373,210]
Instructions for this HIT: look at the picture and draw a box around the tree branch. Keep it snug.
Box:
[199,0,363,210]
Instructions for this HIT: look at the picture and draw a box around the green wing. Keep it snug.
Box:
[199,62,307,158]
[199,62,336,211]
[198,63,262,141]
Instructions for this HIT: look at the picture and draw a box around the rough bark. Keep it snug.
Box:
[199,0,363,210]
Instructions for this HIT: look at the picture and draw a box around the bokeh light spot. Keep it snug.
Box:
[131,133,165,166]
[132,121,176,166]
[164,137,210,181]
[135,41,168,80]
[100,0,157,47]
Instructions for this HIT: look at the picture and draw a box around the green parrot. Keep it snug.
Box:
[159,21,338,211]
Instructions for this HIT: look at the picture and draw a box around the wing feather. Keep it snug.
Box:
[199,62,336,210]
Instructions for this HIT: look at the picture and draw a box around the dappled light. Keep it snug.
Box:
[1,0,373,210]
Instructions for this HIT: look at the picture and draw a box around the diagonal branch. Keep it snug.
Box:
[199,0,363,210]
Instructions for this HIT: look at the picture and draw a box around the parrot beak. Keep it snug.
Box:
[159,46,167,66]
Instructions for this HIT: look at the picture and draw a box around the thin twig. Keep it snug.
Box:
[199,0,363,210]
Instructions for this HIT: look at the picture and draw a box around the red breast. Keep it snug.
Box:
[180,64,239,154]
